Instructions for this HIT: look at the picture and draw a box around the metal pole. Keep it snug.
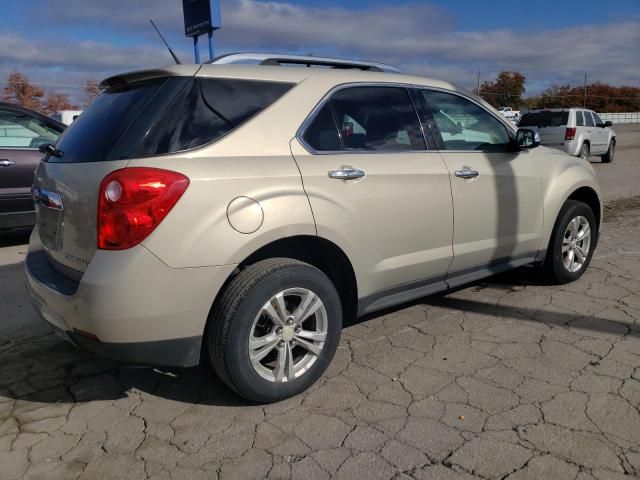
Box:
[193,35,200,64]
[476,70,481,96]
[583,73,587,108]
[208,31,214,61]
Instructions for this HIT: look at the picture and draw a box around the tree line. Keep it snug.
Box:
[478,71,639,112]
[1,70,101,116]
[2,69,639,116]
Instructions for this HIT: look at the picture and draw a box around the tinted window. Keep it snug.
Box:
[137,78,293,157]
[592,112,603,126]
[584,111,595,127]
[329,87,425,151]
[422,90,510,151]
[518,111,569,128]
[0,109,60,149]
[50,78,293,163]
[302,104,341,151]
[575,111,584,126]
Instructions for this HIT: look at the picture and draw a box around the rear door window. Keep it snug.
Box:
[302,104,342,152]
[575,111,584,126]
[48,77,294,163]
[328,86,425,151]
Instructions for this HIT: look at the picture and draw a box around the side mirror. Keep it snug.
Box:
[38,143,54,154]
[604,120,613,127]
[516,128,540,149]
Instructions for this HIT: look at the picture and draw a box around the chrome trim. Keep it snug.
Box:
[328,167,365,180]
[0,159,16,167]
[454,169,480,179]
[31,187,64,211]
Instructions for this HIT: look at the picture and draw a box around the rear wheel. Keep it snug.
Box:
[541,200,596,284]
[601,139,615,163]
[207,258,342,403]
[579,143,590,161]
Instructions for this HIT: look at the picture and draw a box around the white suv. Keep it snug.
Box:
[518,108,616,162]
[26,54,602,402]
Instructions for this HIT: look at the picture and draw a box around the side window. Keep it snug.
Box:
[575,111,584,126]
[584,111,595,127]
[0,109,60,149]
[421,90,511,151]
[592,112,603,126]
[302,104,342,152]
[329,87,425,151]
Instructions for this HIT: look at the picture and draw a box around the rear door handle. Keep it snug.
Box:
[454,168,479,179]
[0,159,16,167]
[328,167,365,180]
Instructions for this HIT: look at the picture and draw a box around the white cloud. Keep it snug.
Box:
[2,0,639,99]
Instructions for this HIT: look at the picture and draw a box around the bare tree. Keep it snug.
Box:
[83,79,101,108]
[42,92,78,116]
[2,70,45,111]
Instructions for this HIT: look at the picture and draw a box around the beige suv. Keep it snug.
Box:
[25,55,602,403]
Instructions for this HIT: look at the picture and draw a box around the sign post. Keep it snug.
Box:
[182,0,221,63]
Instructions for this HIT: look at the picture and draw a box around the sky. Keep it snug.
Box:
[1,0,639,102]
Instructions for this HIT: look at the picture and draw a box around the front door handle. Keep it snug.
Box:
[328,167,365,180]
[454,168,479,179]
[0,159,16,167]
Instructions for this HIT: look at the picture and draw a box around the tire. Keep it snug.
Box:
[578,143,590,161]
[601,139,615,163]
[207,258,342,403]
[541,200,597,284]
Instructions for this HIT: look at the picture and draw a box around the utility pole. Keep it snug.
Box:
[583,72,587,108]
[476,70,481,96]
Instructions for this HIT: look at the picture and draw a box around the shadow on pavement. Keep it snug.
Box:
[1,266,636,407]
[0,228,31,248]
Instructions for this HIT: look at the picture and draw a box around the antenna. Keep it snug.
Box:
[150,20,182,65]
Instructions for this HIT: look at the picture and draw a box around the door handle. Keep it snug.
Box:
[0,159,16,167]
[454,168,479,179]
[328,167,365,180]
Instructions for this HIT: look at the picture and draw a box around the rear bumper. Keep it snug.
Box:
[25,227,237,367]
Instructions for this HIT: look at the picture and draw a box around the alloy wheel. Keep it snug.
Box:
[562,216,591,273]
[248,288,328,382]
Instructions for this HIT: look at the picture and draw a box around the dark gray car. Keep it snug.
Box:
[0,102,65,230]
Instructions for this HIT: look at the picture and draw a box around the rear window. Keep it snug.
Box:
[48,77,293,163]
[518,111,569,128]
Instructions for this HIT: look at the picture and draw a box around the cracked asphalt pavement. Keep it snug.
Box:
[1,126,639,480]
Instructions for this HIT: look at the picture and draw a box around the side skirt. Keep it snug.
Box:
[357,252,538,317]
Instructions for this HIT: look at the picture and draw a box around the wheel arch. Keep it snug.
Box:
[210,235,359,327]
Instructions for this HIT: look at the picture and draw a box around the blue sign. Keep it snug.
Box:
[183,0,221,37]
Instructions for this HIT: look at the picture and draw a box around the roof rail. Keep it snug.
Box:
[207,53,401,73]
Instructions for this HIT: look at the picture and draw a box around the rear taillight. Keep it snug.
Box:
[98,168,189,250]
[565,127,576,140]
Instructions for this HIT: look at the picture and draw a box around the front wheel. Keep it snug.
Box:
[541,200,597,284]
[207,258,342,403]
[601,139,615,163]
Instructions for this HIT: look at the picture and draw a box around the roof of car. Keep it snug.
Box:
[0,101,66,131]
[102,63,470,97]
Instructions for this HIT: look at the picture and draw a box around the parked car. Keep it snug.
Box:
[25,55,602,403]
[0,102,65,231]
[498,106,520,122]
[51,110,83,126]
[518,108,615,162]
